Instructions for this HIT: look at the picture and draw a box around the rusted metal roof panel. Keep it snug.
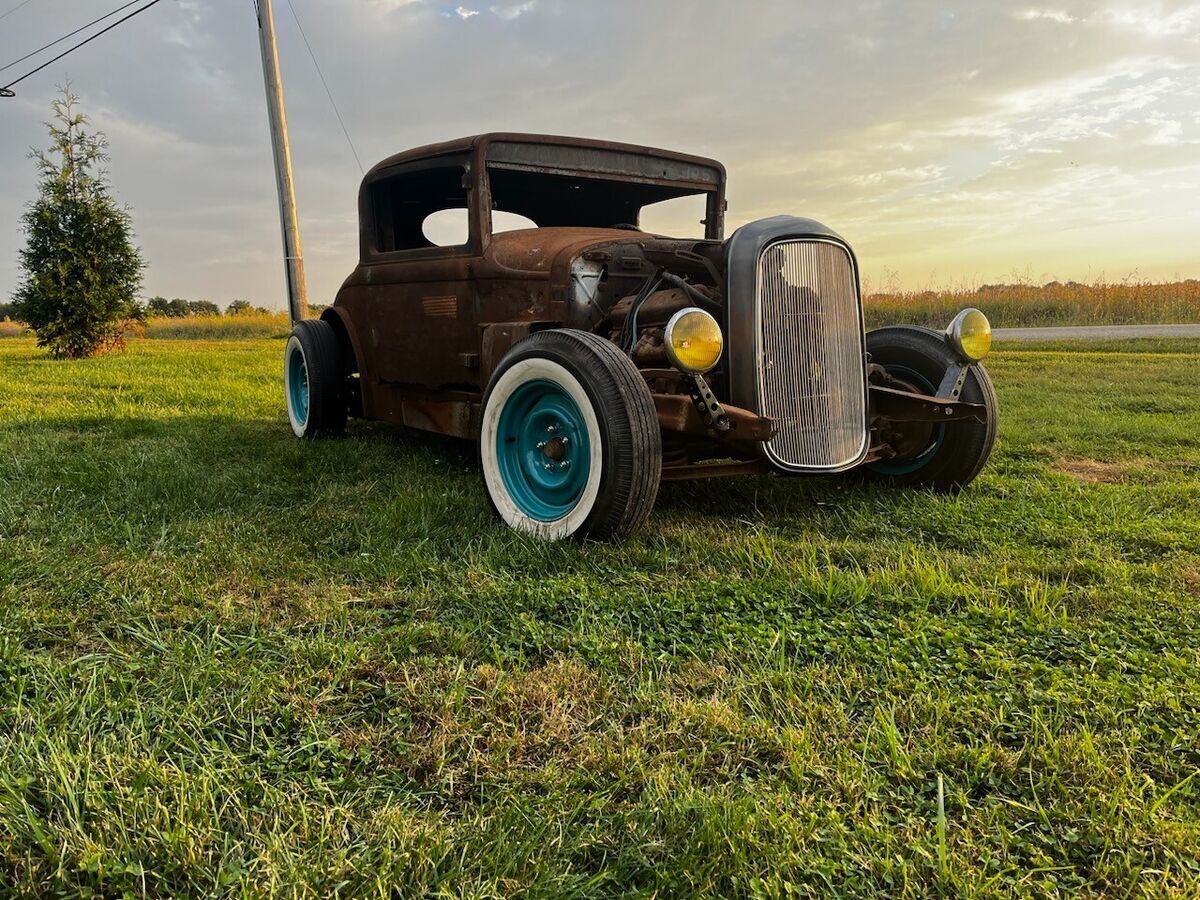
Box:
[367,132,726,185]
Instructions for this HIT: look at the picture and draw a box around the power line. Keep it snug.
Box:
[283,0,363,174]
[1,0,144,74]
[0,0,37,23]
[1,0,170,96]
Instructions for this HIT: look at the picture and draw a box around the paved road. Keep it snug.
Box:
[993,323,1200,341]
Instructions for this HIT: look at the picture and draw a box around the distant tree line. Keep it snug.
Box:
[3,295,318,324]
[142,297,275,318]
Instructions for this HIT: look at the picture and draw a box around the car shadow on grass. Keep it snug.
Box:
[10,405,981,556]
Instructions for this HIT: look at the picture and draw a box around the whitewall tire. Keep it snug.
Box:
[479,329,661,542]
[283,319,348,439]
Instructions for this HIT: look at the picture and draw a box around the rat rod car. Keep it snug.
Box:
[283,133,997,540]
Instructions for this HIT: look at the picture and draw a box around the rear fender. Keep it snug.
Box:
[320,307,368,417]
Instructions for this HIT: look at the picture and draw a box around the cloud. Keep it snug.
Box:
[491,1,536,20]
[1146,117,1185,144]
[1104,4,1200,37]
[849,165,948,188]
[452,6,480,19]
[1016,9,1079,24]
[848,32,879,54]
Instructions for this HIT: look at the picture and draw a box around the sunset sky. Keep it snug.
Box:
[1,0,1198,307]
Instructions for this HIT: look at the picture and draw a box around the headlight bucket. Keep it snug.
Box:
[946,308,992,362]
[664,307,724,374]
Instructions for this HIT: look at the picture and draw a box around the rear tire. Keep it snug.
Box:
[862,325,998,491]
[480,329,661,541]
[284,319,348,439]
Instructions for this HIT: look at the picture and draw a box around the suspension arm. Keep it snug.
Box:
[870,385,987,423]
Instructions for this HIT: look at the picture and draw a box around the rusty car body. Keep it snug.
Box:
[283,133,998,540]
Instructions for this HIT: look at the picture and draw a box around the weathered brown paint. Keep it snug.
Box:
[334,135,727,427]
[331,133,961,477]
[651,393,774,441]
[480,321,540,386]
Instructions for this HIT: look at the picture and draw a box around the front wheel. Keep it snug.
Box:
[863,325,998,491]
[284,319,348,439]
[480,329,661,541]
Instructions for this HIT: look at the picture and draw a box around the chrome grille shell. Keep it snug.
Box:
[753,238,869,472]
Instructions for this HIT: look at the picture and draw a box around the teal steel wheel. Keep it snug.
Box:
[481,329,660,541]
[284,320,348,439]
[285,340,309,428]
[495,379,592,522]
[867,365,944,476]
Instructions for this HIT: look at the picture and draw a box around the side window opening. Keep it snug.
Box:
[422,208,469,247]
[370,163,470,253]
[422,209,538,245]
[491,210,538,234]
[639,193,708,237]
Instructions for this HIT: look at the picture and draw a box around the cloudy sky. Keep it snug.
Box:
[1,0,1198,307]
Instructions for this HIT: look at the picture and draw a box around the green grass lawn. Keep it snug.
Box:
[2,337,1198,897]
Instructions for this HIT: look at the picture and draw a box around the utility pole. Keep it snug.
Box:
[256,0,308,323]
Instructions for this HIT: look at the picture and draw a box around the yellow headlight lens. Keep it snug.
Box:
[947,308,992,362]
[665,307,723,373]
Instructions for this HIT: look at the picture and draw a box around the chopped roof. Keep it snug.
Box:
[365,132,725,184]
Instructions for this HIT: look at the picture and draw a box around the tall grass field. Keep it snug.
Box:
[861,278,1200,329]
[1,336,1199,895]
[141,312,293,340]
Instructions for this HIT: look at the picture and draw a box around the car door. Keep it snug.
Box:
[351,160,481,390]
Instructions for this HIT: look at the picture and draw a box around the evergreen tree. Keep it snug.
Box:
[12,87,144,358]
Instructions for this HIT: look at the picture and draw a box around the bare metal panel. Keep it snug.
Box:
[487,141,722,188]
[756,239,868,471]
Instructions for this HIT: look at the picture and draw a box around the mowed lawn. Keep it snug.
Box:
[1,336,1199,897]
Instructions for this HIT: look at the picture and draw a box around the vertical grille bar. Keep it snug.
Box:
[756,239,867,470]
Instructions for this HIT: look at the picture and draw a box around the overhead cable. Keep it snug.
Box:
[283,0,364,174]
[1,0,143,74]
[1,0,170,97]
[0,0,37,24]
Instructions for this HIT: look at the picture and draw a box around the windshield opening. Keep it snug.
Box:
[487,166,711,234]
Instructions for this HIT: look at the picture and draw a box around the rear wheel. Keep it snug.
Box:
[863,325,997,491]
[480,329,661,541]
[284,319,348,439]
